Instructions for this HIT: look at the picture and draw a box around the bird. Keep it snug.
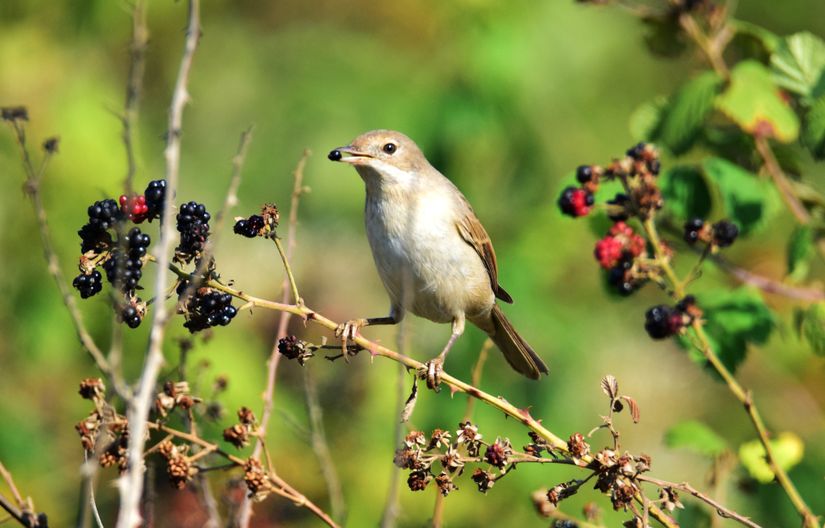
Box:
[328,129,548,386]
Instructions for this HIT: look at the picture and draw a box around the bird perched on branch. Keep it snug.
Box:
[328,130,548,387]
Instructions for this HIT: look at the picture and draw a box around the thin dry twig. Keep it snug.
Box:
[117,2,201,526]
[121,0,148,195]
[5,120,121,390]
[236,149,310,527]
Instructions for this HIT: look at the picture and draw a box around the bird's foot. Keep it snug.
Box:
[421,356,444,392]
[334,319,366,362]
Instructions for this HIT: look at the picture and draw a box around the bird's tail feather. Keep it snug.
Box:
[488,305,548,380]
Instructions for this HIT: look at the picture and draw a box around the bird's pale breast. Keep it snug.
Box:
[365,187,493,323]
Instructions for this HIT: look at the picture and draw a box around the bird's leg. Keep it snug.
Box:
[335,308,403,361]
[424,316,465,390]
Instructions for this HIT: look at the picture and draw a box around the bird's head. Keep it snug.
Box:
[329,130,429,186]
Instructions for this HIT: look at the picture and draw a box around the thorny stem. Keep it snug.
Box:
[117,2,200,527]
[643,215,819,528]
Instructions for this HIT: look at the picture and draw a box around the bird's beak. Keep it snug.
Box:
[328,145,372,165]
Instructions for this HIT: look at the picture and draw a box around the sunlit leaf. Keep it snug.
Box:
[655,71,722,154]
[771,31,825,99]
[739,433,804,484]
[664,420,727,457]
[716,60,800,142]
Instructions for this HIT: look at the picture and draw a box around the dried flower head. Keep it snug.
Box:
[484,437,512,470]
[407,470,432,492]
[471,468,496,493]
[435,472,457,496]
[78,378,105,401]
[567,432,590,460]
[223,424,250,449]
[244,458,271,500]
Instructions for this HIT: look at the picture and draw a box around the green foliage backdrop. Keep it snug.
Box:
[1,1,824,526]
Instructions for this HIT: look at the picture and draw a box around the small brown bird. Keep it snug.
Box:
[329,130,548,383]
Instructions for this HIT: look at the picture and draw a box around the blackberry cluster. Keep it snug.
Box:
[102,228,151,292]
[683,218,739,248]
[175,201,211,263]
[594,222,648,296]
[644,295,698,339]
[233,214,265,238]
[180,285,237,332]
[72,270,103,299]
[78,199,122,253]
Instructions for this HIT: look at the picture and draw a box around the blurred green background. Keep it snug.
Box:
[1,1,825,526]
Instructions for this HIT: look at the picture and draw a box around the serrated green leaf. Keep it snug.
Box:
[771,32,825,99]
[800,302,825,356]
[697,288,775,373]
[739,433,804,484]
[660,165,712,220]
[629,96,667,142]
[802,95,825,159]
[787,226,814,281]
[716,60,800,142]
[655,72,722,154]
[702,157,779,235]
[664,421,727,457]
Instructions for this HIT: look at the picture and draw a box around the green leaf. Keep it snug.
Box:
[771,32,825,99]
[739,433,804,484]
[716,60,800,142]
[664,421,727,457]
[802,95,825,159]
[702,157,779,235]
[655,72,722,154]
[660,165,712,220]
[697,288,774,373]
[800,302,825,356]
[787,226,814,281]
[629,96,667,142]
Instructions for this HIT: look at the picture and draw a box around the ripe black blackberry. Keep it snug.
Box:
[175,201,211,263]
[121,304,142,328]
[78,223,113,254]
[87,199,123,231]
[712,221,739,247]
[103,227,150,291]
[182,288,237,332]
[683,218,705,244]
[73,270,103,298]
[144,179,167,221]
[233,215,265,238]
[606,193,631,221]
[575,165,594,184]
[644,305,683,339]
[607,254,639,296]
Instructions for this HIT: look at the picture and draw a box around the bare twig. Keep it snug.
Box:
[121,0,148,195]
[0,462,42,528]
[379,326,409,528]
[754,136,811,224]
[236,149,310,527]
[116,2,201,526]
[303,367,346,522]
[5,120,120,390]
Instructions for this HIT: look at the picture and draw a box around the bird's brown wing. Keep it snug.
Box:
[455,201,513,304]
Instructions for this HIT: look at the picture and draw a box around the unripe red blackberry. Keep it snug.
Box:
[558,186,593,217]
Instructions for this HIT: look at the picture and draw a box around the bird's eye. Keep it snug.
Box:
[382,142,397,154]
